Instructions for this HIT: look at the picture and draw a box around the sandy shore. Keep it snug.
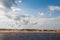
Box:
[0,29,60,34]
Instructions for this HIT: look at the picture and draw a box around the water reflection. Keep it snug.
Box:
[0,33,60,40]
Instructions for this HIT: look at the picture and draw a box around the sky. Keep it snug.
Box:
[0,0,60,30]
[17,0,60,18]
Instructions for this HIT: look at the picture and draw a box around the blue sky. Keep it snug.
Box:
[16,0,60,18]
[0,0,60,29]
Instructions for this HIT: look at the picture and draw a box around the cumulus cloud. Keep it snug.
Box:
[0,0,16,9]
[15,15,60,30]
[11,7,21,12]
[0,3,5,9]
[18,0,22,3]
[0,9,60,30]
[0,0,38,29]
[39,12,45,16]
[0,0,60,30]
[38,12,47,18]
[39,12,45,17]
[13,14,37,26]
[0,0,22,29]
[49,6,60,11]
[8,7,22,16]
[0,0,22,10]
[37,18,60,30]
[8,12,60,30]
[6,6,22,20]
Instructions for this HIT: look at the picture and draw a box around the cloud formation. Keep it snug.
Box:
[0,0,60,30]
[0,0,22,29]
[49,6,60,11]
[18,0,22,3]
[13,15,60,30]
[0,0,16,9]
[39,12,45,16]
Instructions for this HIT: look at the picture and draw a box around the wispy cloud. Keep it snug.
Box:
[18,0,22,3]
[49,6,60,11]
[0,0,16,9]
[0,0,60,29]
[39,12,45,16]
[14,15,60,30]
[0,0,22,29]
[38,12,47,18]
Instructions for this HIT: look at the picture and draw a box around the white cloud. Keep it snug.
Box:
[0,10,5,16]
[0,3,5,9]
[30,17,60,30]
[0,0,23,29]
[49,6,60,11]
[0,0,60,30]
[11,13,60,30]
[0,6,15,29]
[18,0,22,3]
[15,16,60,30]
[11,7,21,12]
[39,12,45,16]
[0,6,60,30]
[16,14,37,25]
[0,0,21,29]
[6,7,22,20]
[0,0,16,9]
[0,9,60,30]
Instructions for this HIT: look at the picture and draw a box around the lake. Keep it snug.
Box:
[0,33,60,40]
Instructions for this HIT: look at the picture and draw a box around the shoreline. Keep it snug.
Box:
[0,29,60,34]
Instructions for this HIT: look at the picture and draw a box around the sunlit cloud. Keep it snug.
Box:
[0,3,5,9]
[18,0,22,3]
[0,0,16,9]
[0,0,60,30]
[49,6,60,11]
[16,16,60,30]
[38,12,48,18]
[39,12,45,16]
[0,0,21,28]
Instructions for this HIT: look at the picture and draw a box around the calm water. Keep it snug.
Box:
[0,33,60,40]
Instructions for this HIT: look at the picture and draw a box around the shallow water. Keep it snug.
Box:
[0,33,60,40]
